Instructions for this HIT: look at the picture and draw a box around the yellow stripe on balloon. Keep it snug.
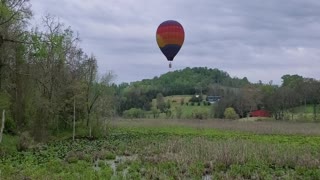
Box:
[156,35,166,48]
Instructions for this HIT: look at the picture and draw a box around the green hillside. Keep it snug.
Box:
[131,67,250,96]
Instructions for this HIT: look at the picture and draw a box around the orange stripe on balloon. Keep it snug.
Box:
[156,35,166,48]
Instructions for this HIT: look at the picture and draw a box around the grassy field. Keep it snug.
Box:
[150,95,212,119]
[1,119,320,179]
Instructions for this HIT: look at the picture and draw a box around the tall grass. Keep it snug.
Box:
[1,118,320,179]
[142,137,320,168]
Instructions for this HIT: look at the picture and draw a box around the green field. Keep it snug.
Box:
[150,95,212,119]
[1,119,320,179]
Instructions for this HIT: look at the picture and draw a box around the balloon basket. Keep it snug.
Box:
[169,62,172,68]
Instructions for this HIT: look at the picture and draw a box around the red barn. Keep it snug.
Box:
[250,110,271,117]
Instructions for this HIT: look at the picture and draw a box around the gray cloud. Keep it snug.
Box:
[31,0,320,84]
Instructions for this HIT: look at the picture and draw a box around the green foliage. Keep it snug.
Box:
[156,93,166,112]
[115,67,251,116]
[65,152,78,163]
[90,121,105,138]
[192,109,209,119]
[224,107,239,119]
[99,151,116,160]
[180,98,185,105]
[214,97,234,118]
[4,118,16,134]
[123,108,146,119]
[151,107,160,118]
[16,132,34,152]
[0,92,15,133]
[0,1,117,142]
[175,106,182,119]
[166,99,171,109]
[1,123,320,179]
[281,74,303,88]
[0,92,10,109]
[152,96,211,119]
[0,134,18,156]
[131,67,250,97]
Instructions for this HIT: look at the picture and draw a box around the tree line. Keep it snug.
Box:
[0,0,116,141]
[211,74,320,121]
[114,69,320,121]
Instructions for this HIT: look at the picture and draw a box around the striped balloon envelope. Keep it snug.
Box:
[156,20,185,67]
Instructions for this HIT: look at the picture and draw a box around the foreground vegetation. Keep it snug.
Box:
[1,119,320,179]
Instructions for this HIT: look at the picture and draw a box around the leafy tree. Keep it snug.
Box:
[166,99,171,110]
[180,98,184,105]
[224,107,239,120]
[123,108,145,119]
[0,4,116,141]
[281,74,303,88]
[151,107,160,118]
[234,85,262,118]
[192,109,209,119]
[175,106,182,119]
[156,93,166,112]
[296,78,320,121]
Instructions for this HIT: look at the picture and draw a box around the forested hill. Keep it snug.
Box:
[130,67,250,95]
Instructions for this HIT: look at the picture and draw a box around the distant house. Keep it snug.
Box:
[250,110,271,117]
[206,96,221,104]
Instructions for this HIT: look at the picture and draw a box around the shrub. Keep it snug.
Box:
[209,105,216,118]
[99,150,116,160]
[193,109,209,119]
[224,107,239,120]
[65,151,78,163]
[151,107,160,118]
[4,117,16,134]
[16,132,34,152]
[123,108,146,119]
[175,107,182,119]
[0,93,15,134]
[180,98,185,106]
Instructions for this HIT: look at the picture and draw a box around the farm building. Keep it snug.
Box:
[250,110,271,117]
[206,96,221,104]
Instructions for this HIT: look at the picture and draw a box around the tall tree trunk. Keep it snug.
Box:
[15,45,25,129]
[304,98,307,112]
[73,98,75,141]
[86,110,90,127]
[0,110,5,143]
[313,103,317,121]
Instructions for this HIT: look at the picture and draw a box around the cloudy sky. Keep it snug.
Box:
[30,0,320,84]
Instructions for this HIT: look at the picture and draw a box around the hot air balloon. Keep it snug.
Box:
[156,20,185,68]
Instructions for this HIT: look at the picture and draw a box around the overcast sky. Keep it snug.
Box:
[30,0,320,84]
